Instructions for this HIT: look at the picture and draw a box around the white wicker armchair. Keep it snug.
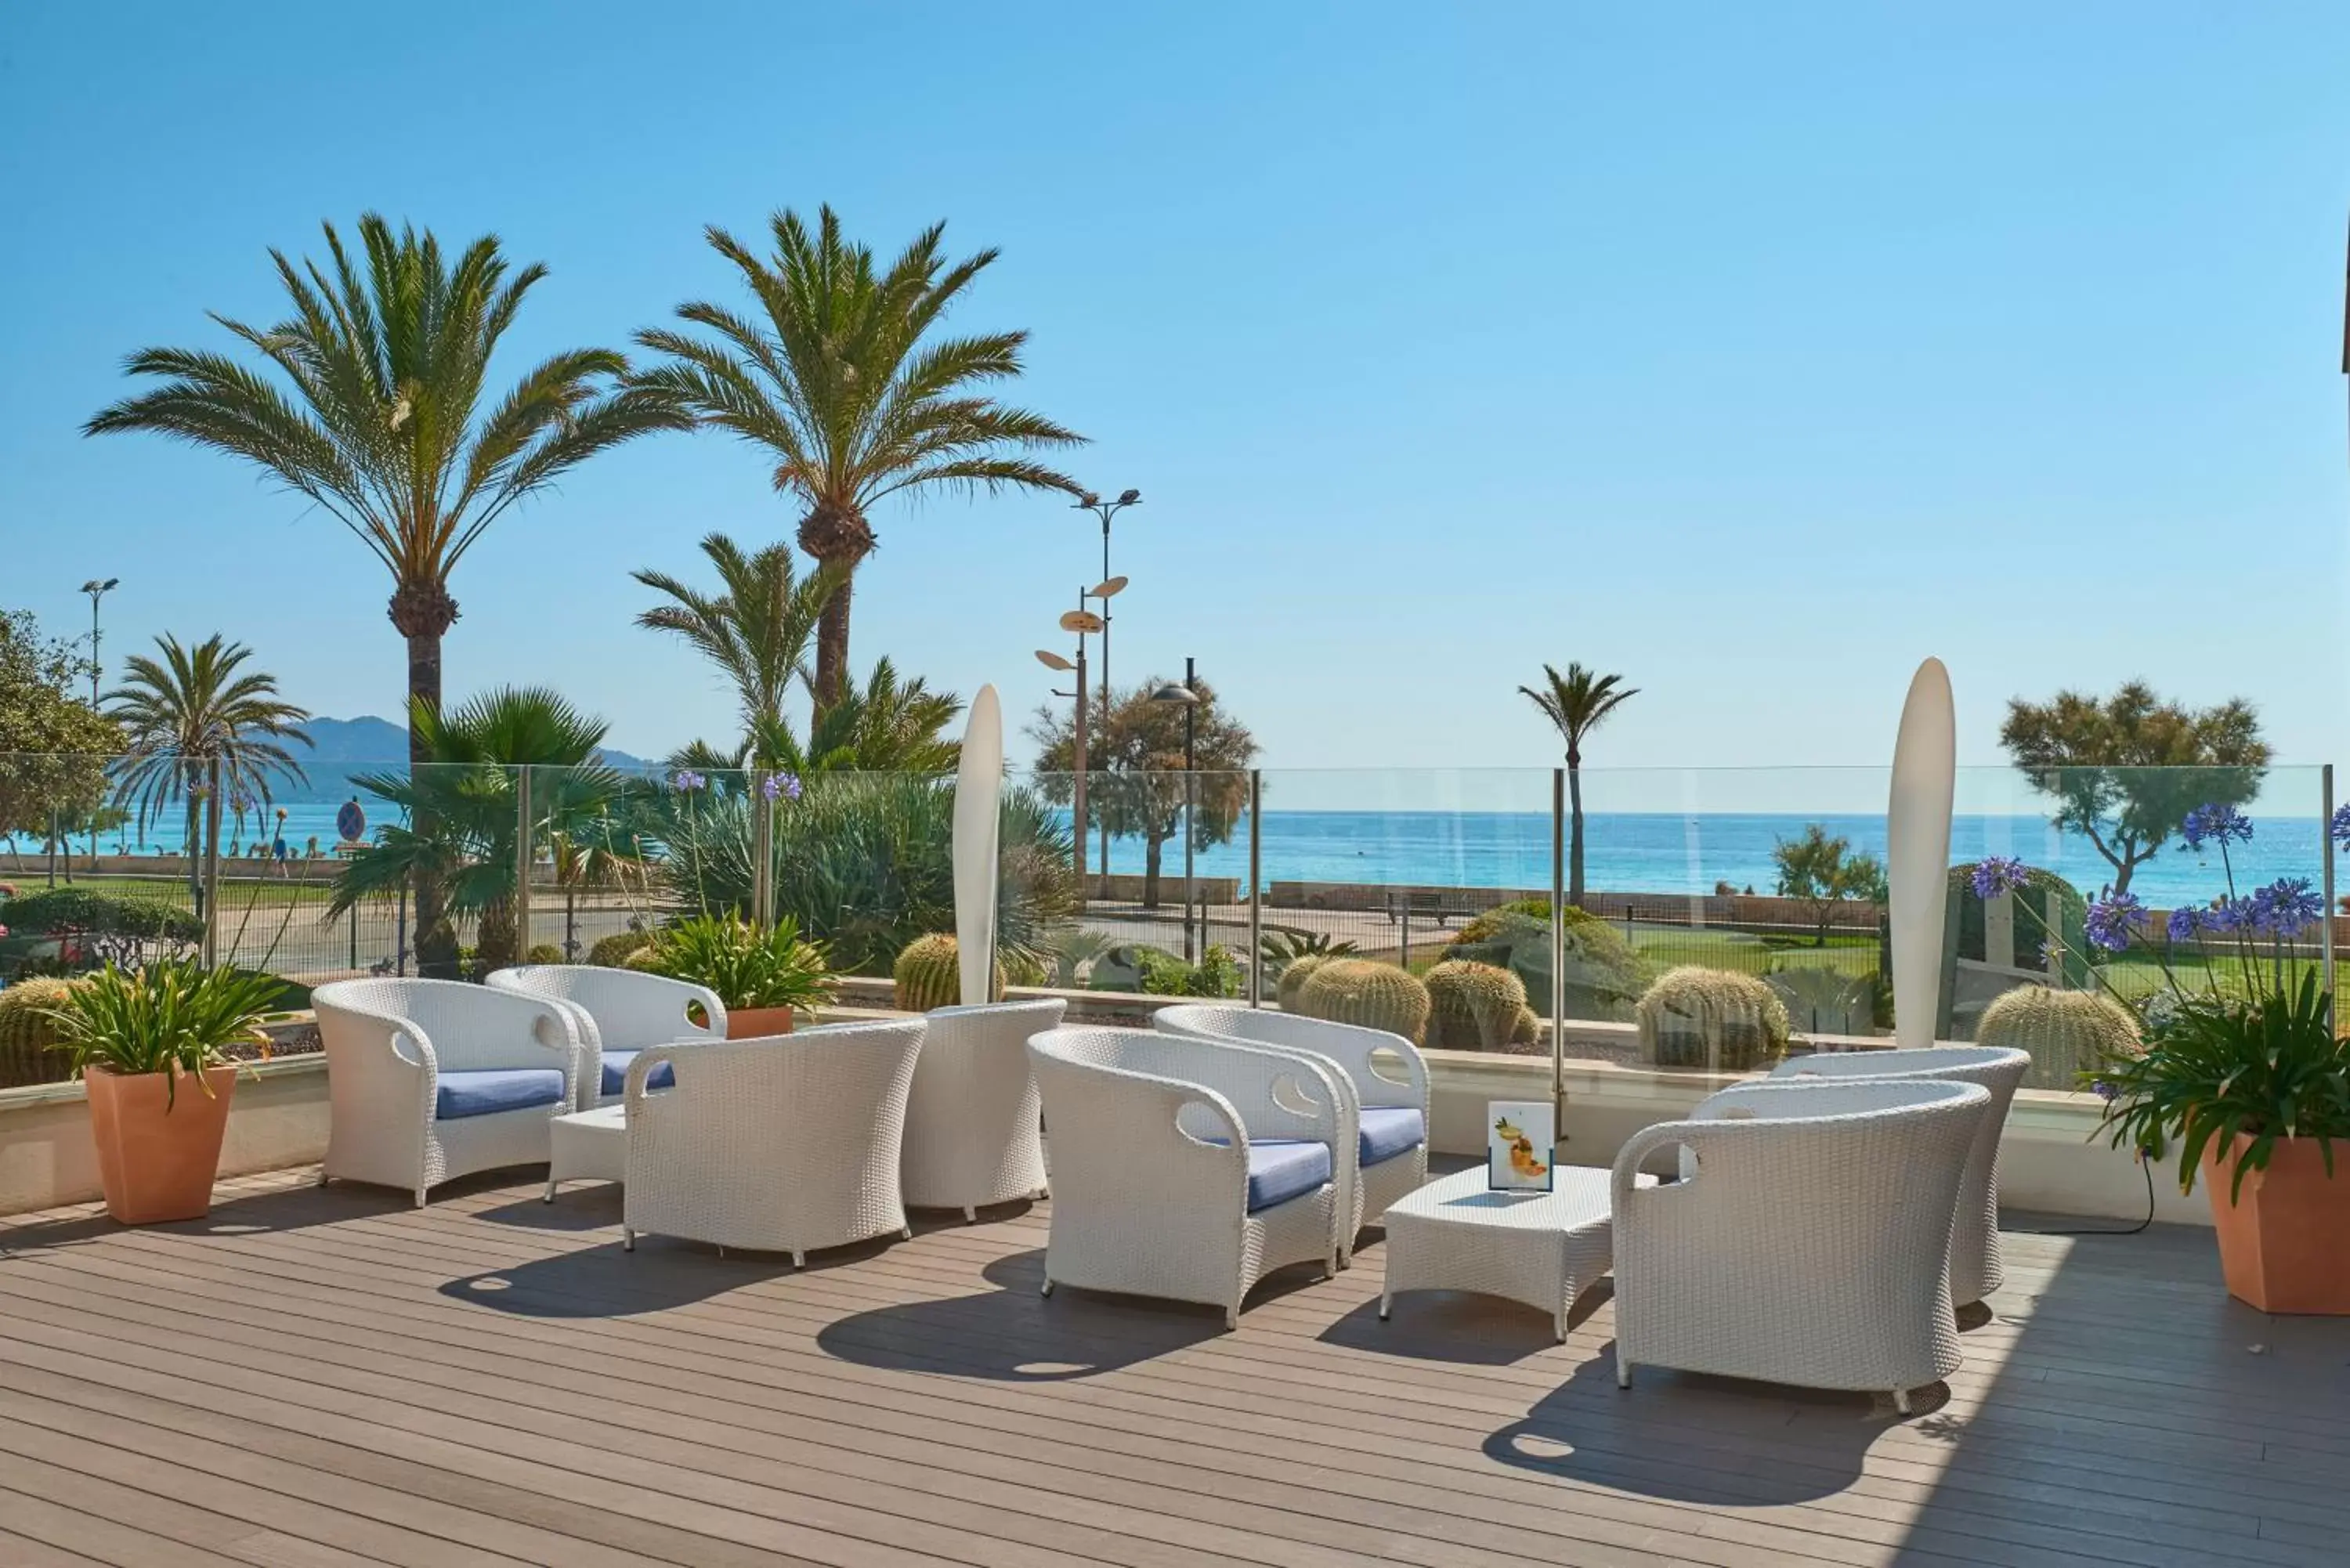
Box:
[485,964,727,1109]
[1028,1026,1340,1329]
[1770,1044,2031,1307]
[1611,1078,1990,1413]
[900,999,1066,1220]
[622,1018,927,1265]
[1153,1004,1430,1263]
[313,977,583,1207]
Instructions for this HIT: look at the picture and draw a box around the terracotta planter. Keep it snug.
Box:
[2205,1134,2350,1314]
[725,1006,797,1040]
[84,1064,238,1224]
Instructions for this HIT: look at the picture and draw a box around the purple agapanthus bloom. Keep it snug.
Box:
[671,769,707,793]
[2247,877,2325,938]
[2090,1078,2119,1103]
[2084,891,2148,952]
[2333,803,2350,849]
[2180,803,2254,851]
[1970,855,2030,901]
[230,793,253,815]
[759,771,804,803]
[2166,904,2211,942]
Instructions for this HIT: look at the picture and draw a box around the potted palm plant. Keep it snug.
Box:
[631,913,835,1038]
[49,959,286,1224]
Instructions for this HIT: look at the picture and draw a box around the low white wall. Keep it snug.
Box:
[1423,1050,2207,1227]
[0,1056,329,1216]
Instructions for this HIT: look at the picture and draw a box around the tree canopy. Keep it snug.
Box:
[0,609,121,848]
[1031,677,1258,906]
[1999,682,2269,896]
[1771,823,1888,946]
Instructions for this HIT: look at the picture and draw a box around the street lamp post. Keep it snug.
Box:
[1072,489,1139,890]
[1037,595,1104,901]
[80,577,118,860]
[1150,659,1200,962]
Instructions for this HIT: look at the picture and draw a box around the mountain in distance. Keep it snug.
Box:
[283,716,658,800]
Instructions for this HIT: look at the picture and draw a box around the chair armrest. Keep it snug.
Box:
[1166,1039,1342,1153]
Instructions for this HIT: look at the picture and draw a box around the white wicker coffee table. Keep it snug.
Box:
[1379,1164,1636,1341]
[545,1104,626,1201]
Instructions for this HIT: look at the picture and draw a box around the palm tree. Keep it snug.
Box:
[632,533,838,748]
[107,634,312,913]
[331,688,633,974]
[633,206,1086,709]
[85,214,688,973]
[1518,663,1639,907]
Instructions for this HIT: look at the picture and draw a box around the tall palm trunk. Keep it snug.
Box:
[1567,751,1586,908]
[396,582,460,977]
[797,502,874,713]
[1143,832,1166,910]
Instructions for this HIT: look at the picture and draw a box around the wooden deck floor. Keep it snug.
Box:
[0,1165,2344,1568]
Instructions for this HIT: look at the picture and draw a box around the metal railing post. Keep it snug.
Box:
[751,770,776,930]
[2326,764,2337,1031]
[1551,768,1567,1143]
[512,766,533,962]
[1246,769,1264,1006]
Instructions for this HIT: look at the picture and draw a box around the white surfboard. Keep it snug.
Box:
[1888,658,1956,1050]
[952,684,1004,1005]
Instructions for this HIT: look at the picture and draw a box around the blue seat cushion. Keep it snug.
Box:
[1358,1107,1426,1168]
[435,1068,566,1122]
[1244,1140,1332,1213]
[600,1050,675,1097]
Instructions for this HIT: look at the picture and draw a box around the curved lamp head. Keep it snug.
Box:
[1034,649,1075,673]
[1058,610,1105,634]
[1090,575,1128,599]
[1149,681,1199,705]
[1117,489,1141,505]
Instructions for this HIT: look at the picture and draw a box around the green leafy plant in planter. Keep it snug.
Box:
[633,914,836,1033]
[1138,944,1243,999]
[47,959,287,1223]
[1976,804,2350,1312]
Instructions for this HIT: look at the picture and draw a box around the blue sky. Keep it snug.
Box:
[2,2,2345,785]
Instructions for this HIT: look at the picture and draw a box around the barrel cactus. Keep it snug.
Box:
[1636,966,1791,1071]
[1276,952,1335,1013]
[1976,985,2140,1091]
[526,944,566,966]
[891,933,1004,1012]
[0,977,86,1089]
[1295,959,1431,1043]
[1425,960,1537,1052]
[1447,901,1647,1021]
[588,930,651,968]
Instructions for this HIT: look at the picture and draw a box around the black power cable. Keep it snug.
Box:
[2020,1145,2157,1237]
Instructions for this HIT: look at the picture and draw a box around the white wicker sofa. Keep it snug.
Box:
[900,998,1066,1220]
[313,977,583,1207]
[622,1018,927,1266]
[486,963,727,1109]
[1611,1077,1990,1413]
[1028,1026,1340,1329]
[1770,1044,2031,1307]
[1153,1003,1430,1263]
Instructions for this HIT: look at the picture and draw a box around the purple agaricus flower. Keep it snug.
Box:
[1971,856,2030,901]
[2180,803,2254,851]
[2084,892,2148,952]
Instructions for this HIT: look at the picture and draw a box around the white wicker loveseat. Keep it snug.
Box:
[485,963,727,1109]
[900,998,1066,1220]
[1770,1044,2031,1307]
[1153,1003,1430,1263]
[1028,1026,1340,1329]
[622,1018,927,1265]
[1611,1077,1990,1413]
[313,977,583,1207]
